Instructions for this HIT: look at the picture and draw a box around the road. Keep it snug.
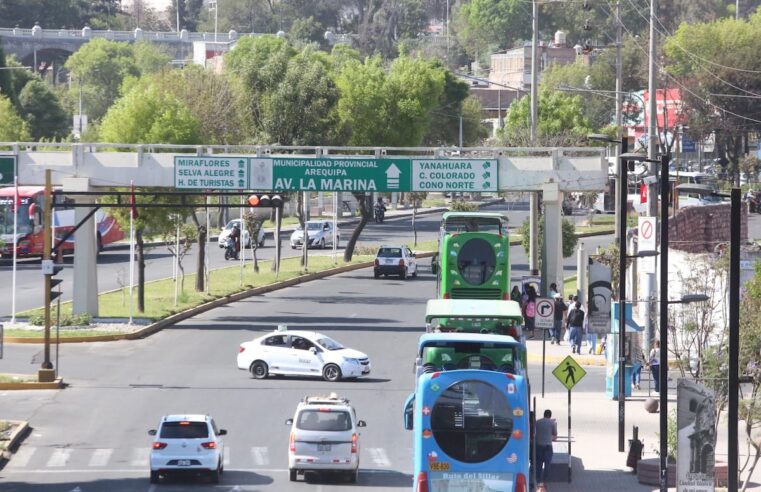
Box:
[0,202,613,316]
[0,258,613,491]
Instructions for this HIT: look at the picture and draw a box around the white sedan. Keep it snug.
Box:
[218,219,266,248]
[237,330,371,382]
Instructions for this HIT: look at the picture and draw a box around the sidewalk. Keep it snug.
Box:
[526,333,607,367]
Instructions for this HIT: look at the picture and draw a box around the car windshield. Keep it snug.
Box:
[159,421,209,439]
[307,223,323,230]
[377,247,402,258]
[316,337,344,350]
[297,410,352,431]
[224,220,239,230]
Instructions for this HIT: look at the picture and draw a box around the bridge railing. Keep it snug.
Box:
[0,27,241,43]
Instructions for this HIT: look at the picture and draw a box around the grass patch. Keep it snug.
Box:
[422,198,447,208]
[4,329,122,338]
[574,223,616,234]
[564,275,578,297]
[0,373,36,384]
[19,254,375,323]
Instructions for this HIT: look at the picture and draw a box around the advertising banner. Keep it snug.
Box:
[677,379,716,492]
[587,257,612,334]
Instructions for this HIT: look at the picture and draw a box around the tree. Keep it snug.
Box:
[0,94,31,141]
[0,41,13,103]
[453,0,530,58]
[64,39,168,122]
[163,222,197,298]
[664,13,761,186]
[423,67,487,146]
[498,90,593,146]
[408,191,427,245]
[517,215,577,264]
[17,79,70,141]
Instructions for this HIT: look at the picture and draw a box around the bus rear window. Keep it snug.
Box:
[431,380,513,463]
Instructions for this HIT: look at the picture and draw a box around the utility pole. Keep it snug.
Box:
[614,0,623,244]
[529,0,539,275]
[645,0,658,350]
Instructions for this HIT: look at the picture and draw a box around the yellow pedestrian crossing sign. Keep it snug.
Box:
[552,355,587,391]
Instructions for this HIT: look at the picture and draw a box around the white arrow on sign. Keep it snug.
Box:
[385,163,401,189]
[534,298,555,329]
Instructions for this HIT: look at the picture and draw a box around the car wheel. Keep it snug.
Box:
[209,465,220,484]
[319,238,325,249]
[96,233,104,253]
[374,271,380,279]
[150,471,159,484]
[251,360,268,379]
[289,469,298,482]
[400,268,407,280]
[412,266,417,278]
[258,239,265,248]
[322,363,342,382]
[347,469,358,483]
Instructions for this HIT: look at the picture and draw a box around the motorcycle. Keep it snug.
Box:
[223,237,239,260]
[374,205,385,223]
[749,191,761,213]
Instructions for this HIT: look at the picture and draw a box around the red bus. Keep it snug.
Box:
[0,186,124,258]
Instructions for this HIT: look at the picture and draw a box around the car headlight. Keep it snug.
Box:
[343,357,359,364]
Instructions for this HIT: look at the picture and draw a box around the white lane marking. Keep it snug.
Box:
[3,467,401,474]
[250,446,269,466]
[130,447,150,467]
[10,446,36,468]
[88,448,113,467]
[46,448,73,467]
[367,447,391,467]
[224,446,231,467]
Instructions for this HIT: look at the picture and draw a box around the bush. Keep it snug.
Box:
[450,200,478,212]
[28,314,44,326]
[517,215,578,262]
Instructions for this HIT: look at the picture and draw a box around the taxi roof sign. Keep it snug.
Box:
[552,355,587,391]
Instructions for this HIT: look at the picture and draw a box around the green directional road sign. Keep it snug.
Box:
[552,355,587,391]
[0,156,16,185]
[412,159,497,192]
[174,156,248,189]
[266,157,411,192]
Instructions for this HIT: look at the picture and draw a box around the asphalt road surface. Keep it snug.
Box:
[0,202,611,316]
[0,258,610,491]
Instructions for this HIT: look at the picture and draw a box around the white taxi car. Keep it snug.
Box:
[148,414,226,484]
[286,394,366,482]
[290,220,339,249]
[237,329,371,382]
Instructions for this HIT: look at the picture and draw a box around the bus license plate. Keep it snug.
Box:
[178,460,191,466]
[317,444,331,452]
[429,461,450,471]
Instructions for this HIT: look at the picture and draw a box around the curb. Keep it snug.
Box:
[0,378,63,390]
[0,420,29,459]
[6,252,437,344]
[527,353,606,367]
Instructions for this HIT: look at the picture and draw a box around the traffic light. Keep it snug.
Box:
[42,259,63,302]
[247,194,283,208]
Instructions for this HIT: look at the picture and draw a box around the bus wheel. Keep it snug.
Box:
[97,234,104,253]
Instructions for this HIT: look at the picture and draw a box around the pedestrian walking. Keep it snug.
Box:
[548,282,558,298]
[567,301,585,354]
[631,349,645,390]
[510,285,522,303]
[534,409,557,486]
[551,293,567,345]
[649,339,661,393]
[522,285,537,339]
[584,307,597,354]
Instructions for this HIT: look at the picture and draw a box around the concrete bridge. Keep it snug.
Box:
[0,25,240,68]
[2,142,606,317]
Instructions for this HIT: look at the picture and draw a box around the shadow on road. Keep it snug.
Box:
[302,469,412,487]
[167,322,422,334]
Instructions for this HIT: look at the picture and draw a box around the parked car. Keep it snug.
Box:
[373,245,418,279]
[286,393,366,483]
[290,220,339,249]
[218,219,265,249]
[237,329,371,382]
[148,414,226,484]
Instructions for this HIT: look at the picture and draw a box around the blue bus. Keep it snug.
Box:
[405,332,530,492]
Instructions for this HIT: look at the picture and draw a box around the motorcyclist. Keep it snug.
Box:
[374,197,386,222]
[228,222,241,260]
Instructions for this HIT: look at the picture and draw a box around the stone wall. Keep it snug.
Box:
[669,203,747,253]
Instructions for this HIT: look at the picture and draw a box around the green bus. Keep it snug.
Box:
[432,212,511,300]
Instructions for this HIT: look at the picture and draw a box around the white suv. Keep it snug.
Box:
[148,414,226,484]
[286,394,366,483]
[373,245,418,279]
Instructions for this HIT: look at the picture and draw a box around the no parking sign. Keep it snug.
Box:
[638,216,656,274]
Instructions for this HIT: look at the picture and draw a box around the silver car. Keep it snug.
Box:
[290,221,339,249]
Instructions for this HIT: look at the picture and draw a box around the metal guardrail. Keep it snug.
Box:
[0,27,240,43]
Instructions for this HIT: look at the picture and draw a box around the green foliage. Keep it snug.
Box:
[0,41,12,103]
[99,81,200,145]
[26,312,91,327]
[454,0,530,57]
[423,68,487,146]
[499,90,593,146]
[0,94,31,141]
[517,215,578,261]
[449,200,478,212]
[17,79,69,141]
[64,39,168,122]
